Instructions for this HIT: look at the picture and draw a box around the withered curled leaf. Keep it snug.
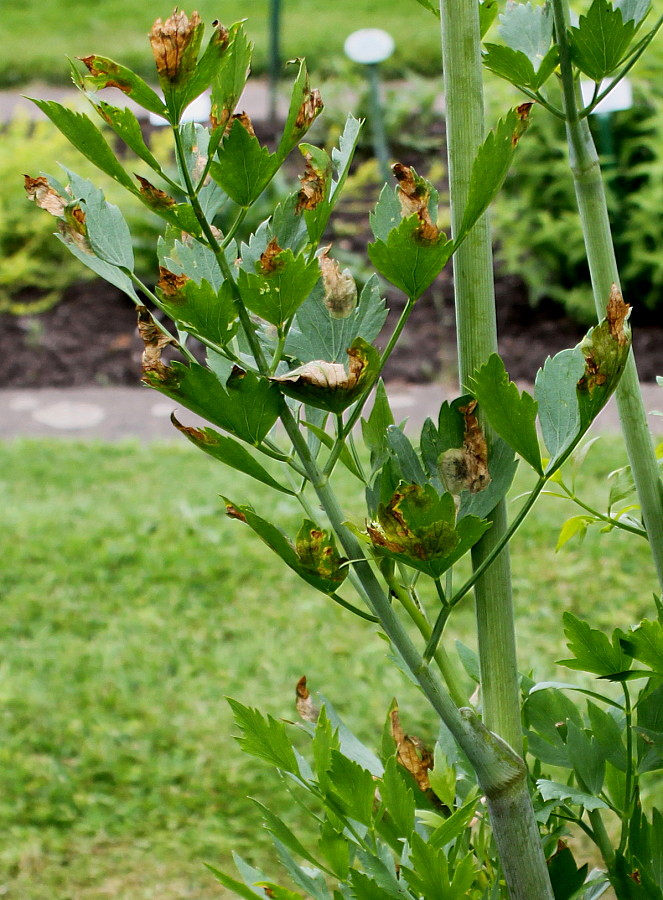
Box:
[296,152,327,212]
[24,175,67,217]
[149,9,203,84]
[295,676,320,723]
[137,305,174,381]
[295,521,348,585]
[258,237,286,274]
[295,86,323,131]
[390,704,434,793]
[439,400,491,495]
[135,174,176,209]
[606,283,630,348]
[227,111,256,137]
[393,163,440,244]
[319,249,357,319]
[157,266,190,297]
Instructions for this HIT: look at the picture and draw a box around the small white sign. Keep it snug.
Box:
[581,78,633,115]
[344,29,395,65]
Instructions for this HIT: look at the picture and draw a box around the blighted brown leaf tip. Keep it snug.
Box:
[295,87,323,131]
[170,412,213,444]
[225,502,247,522]
[390,704,434,794]
[393,163,440,244]
[137,305,174,381]
[258,237,286,274]
[24,175,67,216]
[157,266,189,297]
[136,175,176,209]
[296,152,327,212]
[295,675,319,723]
[607,283,631,347]
[149,9,202,83]
[319,248,357,319]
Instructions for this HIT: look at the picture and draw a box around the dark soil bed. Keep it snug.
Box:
[2,273,661,389]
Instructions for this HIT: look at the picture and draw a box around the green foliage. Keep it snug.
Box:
[491,89,663,323]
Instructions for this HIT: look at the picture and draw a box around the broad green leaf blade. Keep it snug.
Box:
[224,503,348,595]
[171,415,294,494]
[457,105,533,242]
[327,751,376,826]
[65,173,134,271]
[567,720,605,795]
[483,43,558,89]
[228,699,299,773]
[470,353,543,474]
[480,0,499,37]
[558,612,632,678]
[77,55,167,116]
[30,100,136,192]
[211,119,279,207]
[286,275,387,365]
[570,0,637,81]
[385,426,427,485]
[547,845,589,900]
[615,0,651,25]
[144,362,280,445]
[426,796,479,849]
[369,184,402,243]
[556,515,592,551]
[535,348,585,462]
[361,379,395,464]
[55,233,139,300]
[368,214,453,300]
[175,21,231,115]
[537,779,609,810]
[619,619,663,672]
[499,0,554,66]
[252,801,324,872]
[205,864,266,900]
[238,246,321,327]
[158,228,224,289]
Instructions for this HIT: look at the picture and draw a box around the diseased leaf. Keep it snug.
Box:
[272,337,381,413]
[238,239,320,326]
[276,60,323,162]
[224,503,348,595]
[457,104,533,241]
[369,213,453,300]
[143,361,281,446]
[286,275,387,365]
[210,22,252,132]
[158,274,237,347]
[295,675,320,723]
[558,612,632,678]
[158,228,224,289]
[390,704,434,795]
[170,414,294,494]
[570,0,637,81]
[469,353,542,473]
[78,54,167,116]
[366,482,492,578]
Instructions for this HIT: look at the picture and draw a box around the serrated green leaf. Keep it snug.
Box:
[427,796,479,850]
[570,0,637,81]
[30,100,136,192]
[224,504,348,595]
[158,229,224,289]
[326,751,376,825]
[78,55,167,116]
[619,619,663,672]
[228,699,299,773]
[380,757,415,838]
[586,701,627,771]
[55,233,139,300]
[87,99,168,178]
[558,612,632,677]
[212,118,279,207]
[368,214,453,299]
[271,193,310,254]
[361,379,395,466]
[483,43,539,86]
[64,169,134,270]
[257,885,305,900]
[317,820,350,881]
[469,353,542,473]
[536,779,609,810]
[171,416,294,494]
[369,184,402,243]
[253,801,324,873]
[174,21,231,117]
[385,426,427,485]
[615,0,651,25]
[144,362,280,445]
[286,275,387,365]
[204,863,266,899]
[239,247,320,327]
[457,106,533,241]
[567,720,605,794]
[159,278,237,347]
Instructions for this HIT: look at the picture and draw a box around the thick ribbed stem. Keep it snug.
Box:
[552,0,663,594]
[439,3,554,897]
[440,0,521,754]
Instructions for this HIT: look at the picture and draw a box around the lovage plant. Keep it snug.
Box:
[27,3,663,898]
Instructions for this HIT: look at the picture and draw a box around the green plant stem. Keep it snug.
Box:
[384,571,467,707]
[440,0,523,756]
[619,682,634,857]
[588,808,617,871]
[553,0,663,596]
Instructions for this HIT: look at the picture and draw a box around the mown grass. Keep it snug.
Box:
[0,435,659,898]
[0,0,441,87]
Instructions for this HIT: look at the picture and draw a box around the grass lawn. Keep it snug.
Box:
[0,1,441,87]
[0,434,659,897]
